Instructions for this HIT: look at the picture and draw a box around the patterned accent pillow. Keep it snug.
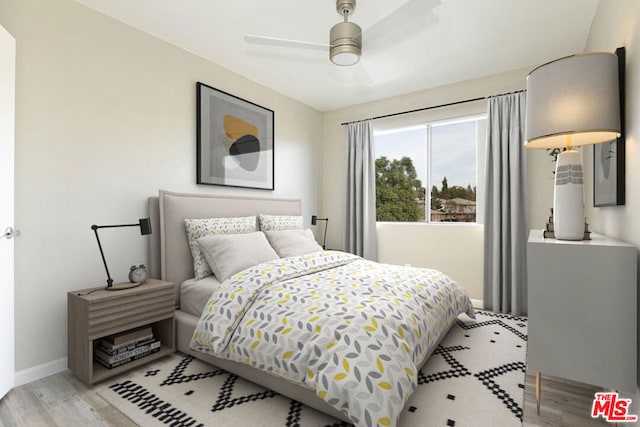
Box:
[258,214,304,231]
[184,216,256,280]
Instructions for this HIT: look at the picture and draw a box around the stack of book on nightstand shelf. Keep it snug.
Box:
[95,326,161,369]
[543,208,591,240]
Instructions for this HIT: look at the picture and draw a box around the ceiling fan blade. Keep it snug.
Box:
[244,34,329,51]
[363,0,440,52]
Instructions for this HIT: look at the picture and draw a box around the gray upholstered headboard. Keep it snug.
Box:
[148,190,302,305]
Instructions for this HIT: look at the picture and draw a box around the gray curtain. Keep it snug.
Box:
[483,92,528,315]
[344,120,378,260]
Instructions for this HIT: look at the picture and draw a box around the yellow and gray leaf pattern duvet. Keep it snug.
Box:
[191,251,475,427]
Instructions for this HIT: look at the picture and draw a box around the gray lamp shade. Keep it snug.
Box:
[525,52,621,148]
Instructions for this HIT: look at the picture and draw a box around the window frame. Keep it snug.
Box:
[374,113,486,225]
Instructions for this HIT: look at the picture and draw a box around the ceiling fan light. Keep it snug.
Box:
[330,21,362,66]
[331,48,360,66]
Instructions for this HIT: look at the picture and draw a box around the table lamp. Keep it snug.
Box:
[525,50,622,240]
[311,215,329,249]
[91,218,152,290]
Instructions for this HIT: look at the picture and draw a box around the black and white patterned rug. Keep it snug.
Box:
[98,311,527,426]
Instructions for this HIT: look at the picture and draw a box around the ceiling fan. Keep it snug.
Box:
[246,0,363,67]
[245,0,440,68]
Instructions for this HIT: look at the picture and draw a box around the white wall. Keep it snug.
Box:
[581,0,640,408]
[321,67,540,301]
[527,150,556,230]
[377,223,484,300]
[0,0,322,372]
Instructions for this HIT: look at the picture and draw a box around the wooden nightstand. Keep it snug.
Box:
[68,279,176,384]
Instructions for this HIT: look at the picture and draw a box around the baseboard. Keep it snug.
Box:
[14,357,68,387]
[470,298,484,309]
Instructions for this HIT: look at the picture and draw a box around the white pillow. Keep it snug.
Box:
[184,216,256,280]
[197,232,279,282]
[264,229,323,258]
[259,214,304,231]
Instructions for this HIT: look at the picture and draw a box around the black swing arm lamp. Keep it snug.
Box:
[91,218,152,289]
[311,215,329,249]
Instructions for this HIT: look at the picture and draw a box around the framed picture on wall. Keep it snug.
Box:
[593,138,625,206]
[196,82,274,190]
[594,46,625,207]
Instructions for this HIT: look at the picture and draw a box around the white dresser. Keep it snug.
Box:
[527,230,637,397]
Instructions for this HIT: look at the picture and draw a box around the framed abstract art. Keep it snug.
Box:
[196,82,274,190]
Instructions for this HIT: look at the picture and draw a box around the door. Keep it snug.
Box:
[0,24,16,399]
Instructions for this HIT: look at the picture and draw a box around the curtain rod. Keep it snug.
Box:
[339,89,526,126]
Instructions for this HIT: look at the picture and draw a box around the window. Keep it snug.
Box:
[374,115,486,223]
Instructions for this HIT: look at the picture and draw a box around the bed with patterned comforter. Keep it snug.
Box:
[191,251,475,427]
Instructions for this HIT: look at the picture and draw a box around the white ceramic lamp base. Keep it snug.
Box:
[553,150,585,240]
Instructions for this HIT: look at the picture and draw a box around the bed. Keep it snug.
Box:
[148,190,474,426]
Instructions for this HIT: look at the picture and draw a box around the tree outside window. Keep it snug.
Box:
[374,116,485,223]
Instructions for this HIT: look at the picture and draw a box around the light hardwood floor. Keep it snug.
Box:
[0,361,609,426]
[523,372,608,427]
[0,369,135,427]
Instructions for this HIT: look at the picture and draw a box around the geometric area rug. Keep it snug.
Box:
[98,310,527,427]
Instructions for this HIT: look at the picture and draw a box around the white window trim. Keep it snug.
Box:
[374,113,487,225]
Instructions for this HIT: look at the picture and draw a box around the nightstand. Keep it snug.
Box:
[68,279,176,384]
[527,230,636,414]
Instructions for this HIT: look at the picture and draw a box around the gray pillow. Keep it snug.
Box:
[196,232,279,282]
[264,229,323,258]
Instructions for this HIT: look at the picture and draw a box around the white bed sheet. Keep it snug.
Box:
[179,276,221,316]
